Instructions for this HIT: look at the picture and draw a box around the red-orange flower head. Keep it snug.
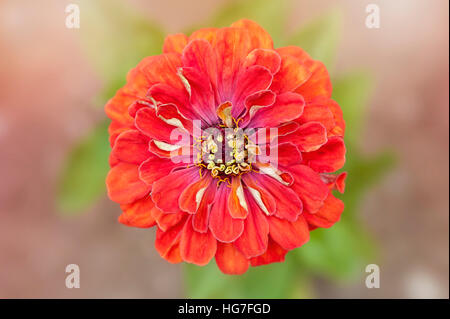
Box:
[105,20,347,274]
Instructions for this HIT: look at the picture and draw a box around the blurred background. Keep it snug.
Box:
[0,0,448,298]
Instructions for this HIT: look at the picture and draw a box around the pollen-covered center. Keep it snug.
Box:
[195,127,256,181]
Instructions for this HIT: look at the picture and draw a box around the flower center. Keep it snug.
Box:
[195,127,256,182]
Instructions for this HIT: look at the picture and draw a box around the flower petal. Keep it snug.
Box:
[163,33,188,54]
[139,153,187,186]
[232,65,273,117]
[231,19,273,49]
[209,184,244,243]
[106,162,150,204]
[155,215,187,263]
[304,192,344,228]
[302,136,346,173]
[228,177,248,219]
[119,196,157,228]
[268,214,309,250]
[249,92,305,128]
[180,216,217,266]
[213,27,252,100]
[252,173,303,222]
[111,129,150,164]
[234,189,269,258]
[250,237,288,266]
[244,49,281,74]
[277,46,332,101]
[215,242,249,275]
[151,167,199,213]
[288,164,329,213]
[279,122,328,152]
[270,54,310,94]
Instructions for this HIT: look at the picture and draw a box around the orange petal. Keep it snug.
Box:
[215,242,249,275]
[270,54,311,94]
[277,46,332,101]
[106,162,150,204]
[163,33,188,54]
[119,196,157,228]
[189,27,218,44]
[231,19,273,49]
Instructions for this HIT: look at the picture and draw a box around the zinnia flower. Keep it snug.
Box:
[105,19,346,274]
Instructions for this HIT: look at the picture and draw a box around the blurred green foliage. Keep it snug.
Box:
[57,0,395,297]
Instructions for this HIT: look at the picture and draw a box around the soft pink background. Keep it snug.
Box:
[0,0,448,298]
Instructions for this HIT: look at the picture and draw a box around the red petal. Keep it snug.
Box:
[242,174,277,216]
[213,27,252,100]
[321,172,347,193]
[138,154,187,186]
[111,130,150,164]
[250,237,288,266]
[135,107,186,144]
[302,136,346,173]
[298,100,335,132]
[163,33,188,54]
[228,177,248,219]
[232,65,273,117]
[288,164,329,213]
[268,215,309,250]
[244,49,281,74]
[249,92,304,128]
[180,216,217,266]
[209,184,244,243]
[234,189,269,258]
[152,210,185,232]
[151,167,199,213]
[155,215,187,263]
[304,192,344,228]
[215,242,249,275]
[119,196,157,228]
[182,39,218,101]
[156,103,194,134]
[180,66,217,124]
[252,174,303,222]
[279,122,327,152]
[106,163,150,204]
